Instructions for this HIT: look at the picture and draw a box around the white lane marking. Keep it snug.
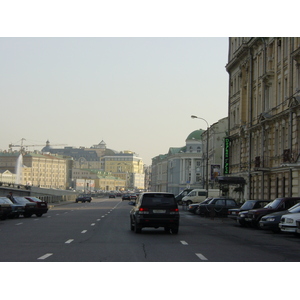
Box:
[196,253,208,261]
[65,239,74,244]
[15,223,23,226]
[34,219,39,221]
[101,216,105,218]
[47,216,51,218]
[38,253,53,260]
[180,241,188,245]
[97,219,101,221]
[81,230,87,233]
[91,223,95,226]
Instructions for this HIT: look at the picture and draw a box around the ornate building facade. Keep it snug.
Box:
[226,37,300,200]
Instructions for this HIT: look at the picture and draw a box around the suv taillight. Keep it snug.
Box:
[170,208,179,214]
[139,208,149,214]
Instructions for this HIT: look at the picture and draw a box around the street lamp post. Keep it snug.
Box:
[191,115,209,197]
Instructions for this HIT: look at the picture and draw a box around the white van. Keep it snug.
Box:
[182,189,220,205]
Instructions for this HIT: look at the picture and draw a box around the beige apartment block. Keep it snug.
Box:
[226,37,300,200]
[0,152,69,189]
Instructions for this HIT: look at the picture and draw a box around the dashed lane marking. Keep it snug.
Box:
[180,241,188,245]
[196,253,208,261]
[38,253,53,260]
[65,239,74,244]
[81,230,87,233]
[15,223,23,226]
[91,223,95,226]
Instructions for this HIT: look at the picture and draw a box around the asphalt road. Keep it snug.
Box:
[1,196,300,262]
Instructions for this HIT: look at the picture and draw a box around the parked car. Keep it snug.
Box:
[175,188,193,205]
[0,197,24,219]
[279,211,300,235]
[259,203,300,233]
[24,196,48,217]
[228,200,271,226]
[130,194,137,200]
[109,194,116,198]
[182,189,220,206]
[129,192,179,234]
[122,194,131,201]
[245,197,300,227]
[11,196,38,218]
[76,195,92,203]
[189,198,213,214]
[197,197,239,217]
[0,197,13,220]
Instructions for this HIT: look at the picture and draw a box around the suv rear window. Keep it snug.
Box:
[141,194,176,206]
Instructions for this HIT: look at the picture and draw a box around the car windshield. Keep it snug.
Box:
[27,197,42,202]
[14,197,30,204]
[240,201,256,210]
[0,198,13,204]
[288,203,300,213]
[264,198,282,209]
[142,194,176,206]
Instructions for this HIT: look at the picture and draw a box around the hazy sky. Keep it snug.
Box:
[0,37,229,165]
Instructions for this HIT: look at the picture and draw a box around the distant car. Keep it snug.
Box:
[0,197,24,219]
[109,194,116,198]
[130,194,137,200]
[129,192,179,234]
[11,196,38,218]
[25,196,48,217]
[197,197,239,217]
[228,200,271,226]
[76,195,92,203]
[122,194,131,201]
[259,203,300,233]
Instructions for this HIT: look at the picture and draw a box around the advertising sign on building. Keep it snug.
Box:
[224,138,230,174]
[211,165,220,180]
[76,179,95,192]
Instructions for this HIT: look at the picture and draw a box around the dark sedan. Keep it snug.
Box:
[76,195,92,203]
[0,197,13,220]
[11,196,37,218]
[0,197,23,219]
[228,200,271,226]
[259,202,300,233]
[187,198,212,214]
[25,196,48,217]
[197,197,239,217]
[122,194,131,201]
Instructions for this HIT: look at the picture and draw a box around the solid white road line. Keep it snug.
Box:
[196,253,208,261]
[38,253,53,260]
[65,239,74,244]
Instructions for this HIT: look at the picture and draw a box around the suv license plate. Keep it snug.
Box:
[153,210,166,213]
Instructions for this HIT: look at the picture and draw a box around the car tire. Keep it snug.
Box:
[134,219,141,233]
[164,226,170,233]
[171,227,179,234]
[130,218,134,231]
[36,213,43,217]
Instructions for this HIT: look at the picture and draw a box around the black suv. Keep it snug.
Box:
[129,192,180,234]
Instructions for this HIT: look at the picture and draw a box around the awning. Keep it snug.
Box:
[216,176,246,185]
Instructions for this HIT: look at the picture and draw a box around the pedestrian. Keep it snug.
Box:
[7,192,14,201]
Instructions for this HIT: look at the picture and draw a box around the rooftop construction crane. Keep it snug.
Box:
[9,138,66,152]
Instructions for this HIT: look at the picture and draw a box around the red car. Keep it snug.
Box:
[25,196,48,217]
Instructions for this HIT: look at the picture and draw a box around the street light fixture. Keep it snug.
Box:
[191,115,209,197]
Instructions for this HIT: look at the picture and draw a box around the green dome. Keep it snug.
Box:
[186,129,204,141]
